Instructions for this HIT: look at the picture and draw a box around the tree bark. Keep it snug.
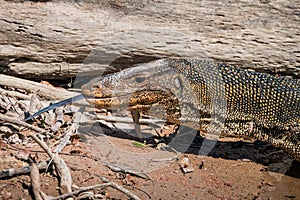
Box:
[0,0,299,80]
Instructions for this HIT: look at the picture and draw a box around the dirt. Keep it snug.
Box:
[0,119,299,200]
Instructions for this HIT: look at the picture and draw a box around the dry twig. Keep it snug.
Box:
[0,114,73,194]
[95,114,165,125]
[54,123,79,154]
[0,160,49,179]
[51,107,64,132]
[30,162,43,200]
[0,87,31,100]
[100,176,142,200]
[29,134,73,194]
[48,183,111,200]
[0,113,47,134]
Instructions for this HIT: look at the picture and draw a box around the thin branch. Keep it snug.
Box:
[50,107,64,132]
[0,160,49,179]
[29,134,73,194]
[48,183,111,200]
[100,176,142,200]
[95,114,165,125]
[0,113,47,134]
[54,123,79,154]
[30,162,43,200]
[0,87,31,100]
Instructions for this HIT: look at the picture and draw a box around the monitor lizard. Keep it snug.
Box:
[26,59,300,161]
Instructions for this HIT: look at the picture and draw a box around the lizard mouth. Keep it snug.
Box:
[83,90,181,124]
[81,76,177,112]
[82,87,177,113]
[84,95,133,109]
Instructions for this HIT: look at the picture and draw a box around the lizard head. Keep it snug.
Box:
[81,59,193,121]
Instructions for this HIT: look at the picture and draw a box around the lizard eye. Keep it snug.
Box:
[135,77,145,83]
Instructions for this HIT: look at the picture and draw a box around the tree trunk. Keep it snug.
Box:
[0,0,299,80]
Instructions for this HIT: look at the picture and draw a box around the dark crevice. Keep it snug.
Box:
[1,18,33,27]
[29,32,44,38]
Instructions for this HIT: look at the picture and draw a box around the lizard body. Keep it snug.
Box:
[26,59,300,160]
[81,59,300,160]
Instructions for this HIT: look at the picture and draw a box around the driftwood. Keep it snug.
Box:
[0,0,299,80]
[0,74,79,100]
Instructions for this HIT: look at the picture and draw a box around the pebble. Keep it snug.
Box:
[179,157,194,173]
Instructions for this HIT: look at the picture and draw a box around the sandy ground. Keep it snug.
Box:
[0,119,299,200]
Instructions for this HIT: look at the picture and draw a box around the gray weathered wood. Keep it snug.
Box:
[0,0,299,79]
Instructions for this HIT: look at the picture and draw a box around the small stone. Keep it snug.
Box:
[241,158,251,162]
[179,157,194,173]
[7,133,22,144]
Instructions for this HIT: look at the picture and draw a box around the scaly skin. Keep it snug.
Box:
[82,59,300,161]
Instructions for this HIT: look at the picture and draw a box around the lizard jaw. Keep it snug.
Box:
[84,96,131,109]
[83,89,177,115]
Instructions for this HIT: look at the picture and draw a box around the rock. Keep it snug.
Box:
[179,156,194,173]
